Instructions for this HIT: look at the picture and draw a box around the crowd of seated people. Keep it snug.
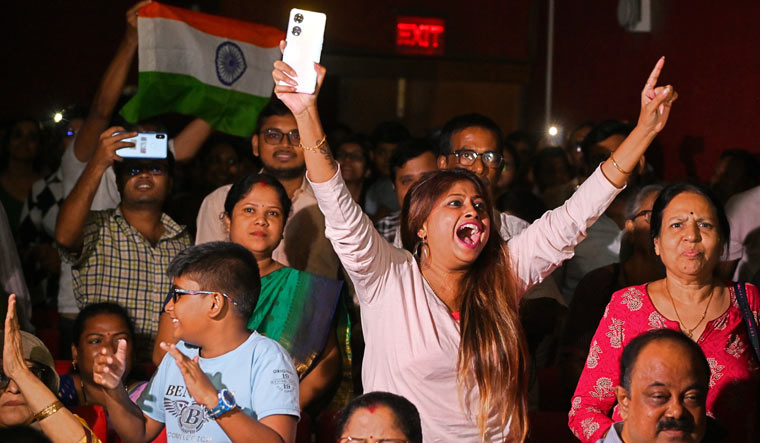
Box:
[2,3,760,443]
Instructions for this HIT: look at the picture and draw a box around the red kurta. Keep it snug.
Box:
[568,283,760,442]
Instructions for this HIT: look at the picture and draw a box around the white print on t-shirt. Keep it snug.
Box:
[164,398,210,433]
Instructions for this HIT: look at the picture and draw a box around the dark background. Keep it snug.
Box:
[4,0,760,181]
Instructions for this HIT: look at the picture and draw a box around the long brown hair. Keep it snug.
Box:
[400,169,530,442]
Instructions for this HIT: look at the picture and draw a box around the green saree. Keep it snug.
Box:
[247,267,349,380]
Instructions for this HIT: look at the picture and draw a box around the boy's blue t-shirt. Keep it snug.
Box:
[138,332,300,442]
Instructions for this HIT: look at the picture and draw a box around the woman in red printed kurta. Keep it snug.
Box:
[569,183,760,442]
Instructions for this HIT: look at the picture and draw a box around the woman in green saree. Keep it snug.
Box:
[153,173,351,410]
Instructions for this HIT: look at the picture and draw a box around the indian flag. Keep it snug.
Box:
[120,2,284,137]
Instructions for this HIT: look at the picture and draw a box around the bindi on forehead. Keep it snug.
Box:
[367,403,377,413]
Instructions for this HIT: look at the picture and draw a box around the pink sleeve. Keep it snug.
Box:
[568,291,627,442]
[309,168,411,305]
[507,166,622,291]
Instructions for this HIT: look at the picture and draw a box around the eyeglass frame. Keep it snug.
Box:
[260,128,300,146]
[451,149,504,169]
[632,209,653,223]
[169,287,238,306]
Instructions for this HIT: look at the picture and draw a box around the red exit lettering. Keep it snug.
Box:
[396,16,445,55]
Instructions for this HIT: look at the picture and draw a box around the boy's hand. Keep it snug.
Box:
[93,339,128,390]
[160,342,219,409]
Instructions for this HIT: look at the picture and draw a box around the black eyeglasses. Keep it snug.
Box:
[0,363,48,390]
[261,128,300,146]
[452,149,503,169]
[168,287,238,306]
[632,209,653,223]
[128,165,166,176]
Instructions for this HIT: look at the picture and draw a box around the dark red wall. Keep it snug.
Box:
[6,0,760,183]
[546,0,760,181]
[2,0,534,124]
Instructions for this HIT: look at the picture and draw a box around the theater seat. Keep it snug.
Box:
[55,359,73,375]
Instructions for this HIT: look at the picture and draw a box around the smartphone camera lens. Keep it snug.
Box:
[156,134,166,139]
[292,26,301,36]
[294,13,304,23]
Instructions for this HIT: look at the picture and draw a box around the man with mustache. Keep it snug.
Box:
[56,128,191,362]
[600,328,710,442]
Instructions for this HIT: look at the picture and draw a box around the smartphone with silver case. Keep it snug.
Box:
[281,8,326,94]
[115,132,168,159]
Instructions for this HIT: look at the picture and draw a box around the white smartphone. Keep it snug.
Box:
[281,8,326,94]
[115,132,168,159]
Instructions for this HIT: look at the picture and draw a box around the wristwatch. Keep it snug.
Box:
[206,388,237,419]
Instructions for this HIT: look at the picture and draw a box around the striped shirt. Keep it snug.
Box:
[62,208,190,360]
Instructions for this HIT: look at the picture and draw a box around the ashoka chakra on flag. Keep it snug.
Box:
[216,41,247,86]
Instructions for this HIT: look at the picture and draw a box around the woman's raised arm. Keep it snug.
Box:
[600,57,678,188]
[272,41,336,183]
[3,295,90,443]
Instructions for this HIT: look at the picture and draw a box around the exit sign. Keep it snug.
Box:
[395,15,445,56]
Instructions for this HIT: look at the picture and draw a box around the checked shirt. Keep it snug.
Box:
[61,208,190,360]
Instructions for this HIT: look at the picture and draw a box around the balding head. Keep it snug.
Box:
[616,329,709,443]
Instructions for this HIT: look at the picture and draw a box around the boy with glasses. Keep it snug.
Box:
[56,127,191,362]
[93,242,299,443]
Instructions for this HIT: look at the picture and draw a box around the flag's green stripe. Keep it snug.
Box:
[120,71,270,138]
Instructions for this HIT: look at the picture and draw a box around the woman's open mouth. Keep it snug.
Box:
[456,222,483,249]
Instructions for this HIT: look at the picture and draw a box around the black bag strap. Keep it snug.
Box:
[734,282,760,363]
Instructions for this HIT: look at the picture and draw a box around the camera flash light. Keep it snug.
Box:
[53,112,63,123]
[548,126,558,136]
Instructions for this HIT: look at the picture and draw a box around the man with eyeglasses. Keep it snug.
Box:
[195,98,338,279]
[556,120,646,303]
[56,127,191,362]
[436,113,565,307]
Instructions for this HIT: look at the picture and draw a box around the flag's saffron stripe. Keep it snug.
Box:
[120,71,269,138]
[139,2,283,48]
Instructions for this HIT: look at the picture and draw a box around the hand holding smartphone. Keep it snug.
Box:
[115,132,168,159]
[280,8,326,94]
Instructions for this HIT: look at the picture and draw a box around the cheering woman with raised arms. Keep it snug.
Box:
[273,48,677,442]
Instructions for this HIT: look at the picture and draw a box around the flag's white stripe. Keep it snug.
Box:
[138,17,280,97]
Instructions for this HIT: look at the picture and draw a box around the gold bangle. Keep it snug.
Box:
[298,135,327,152]
[610,155,633,175]
[32,400,64,422]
